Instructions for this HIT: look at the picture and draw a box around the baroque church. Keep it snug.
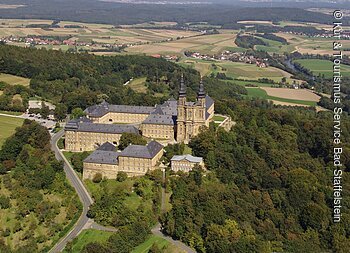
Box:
[64,77,214,152]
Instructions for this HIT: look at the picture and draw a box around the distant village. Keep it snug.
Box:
[0,29,212,53]
[0,35,125,51]
[185,50,269,68]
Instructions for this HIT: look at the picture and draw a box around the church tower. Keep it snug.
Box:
[197,78,206,107]
[176,75,187,142]
[193,78,206,133]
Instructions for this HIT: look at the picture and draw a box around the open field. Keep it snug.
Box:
[261,87,320,101]
[226,79,276,87]
[121,21,178,28]
[1,18,343,56]
[127,30,242,56]
[254,33,350,55]
[180,58,299,84]
[63,229,113,253]
[0,73,30,86]
[3,27,200,45]
[268,100,308,107]
[246,87,318,106]
[0,19,201,52]
[0,115,24,146]
[294,59,350,78]
[275,33,350,56]
[254,36,296,54]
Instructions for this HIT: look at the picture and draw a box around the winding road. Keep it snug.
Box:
[49,130,94,253]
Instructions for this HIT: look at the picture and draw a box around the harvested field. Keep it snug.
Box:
[127,30,240,55]
[0,73,30,86]
[269,100,308,107]
[261,87,321,102]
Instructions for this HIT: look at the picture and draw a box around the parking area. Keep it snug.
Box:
[22,113,56,130]
[0,112,58,133]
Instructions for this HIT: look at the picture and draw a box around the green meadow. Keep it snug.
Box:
[294,59,350,78]
[0,115,24,147]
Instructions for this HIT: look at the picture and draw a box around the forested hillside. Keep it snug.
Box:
[161,101,350,252]
[0,45,246,113]
[0,120,80,252]
[0,0,345,26]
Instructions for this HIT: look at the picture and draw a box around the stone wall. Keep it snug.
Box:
[65,130,122,152]
[141,124,175,141]
[83,163,118,180]
[91,112,149,124]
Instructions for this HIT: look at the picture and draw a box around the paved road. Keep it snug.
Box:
[152,224,196,253]
[49,130,94,253]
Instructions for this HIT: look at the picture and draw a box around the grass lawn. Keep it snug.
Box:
[57,137,65,149]
[63,229,113,253]
[62,151,75,161]
[294,59,350,78]
[246,88,317,106]
[128,77,148,93]
[183,145,192,155]
[0,115,24,146]
[0,110,23,116]
[213,115,226,122]
[132,235,169,253]
[0,73,30,86]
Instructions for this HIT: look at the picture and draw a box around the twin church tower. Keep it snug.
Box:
[176,76,214,143]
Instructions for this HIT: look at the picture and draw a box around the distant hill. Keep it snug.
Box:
[102,0,350,8]
[0,0,346,26]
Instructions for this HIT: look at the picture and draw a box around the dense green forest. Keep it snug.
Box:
[0,120,80,252]
[0,0,346,26]
[0,45,246,113]
[255,25,325,35]
[160,101,350,252]
[254,33,288,45]
[235,35,268,49]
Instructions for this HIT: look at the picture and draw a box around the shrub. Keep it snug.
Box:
[92,173,103,183]
[117,172,128,182]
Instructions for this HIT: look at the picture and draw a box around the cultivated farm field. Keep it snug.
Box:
[127,30,242,56]
[276,33,350,56]
[180,58,299,83]
[246,87,319,106]
[261,87,321,101]
[294,59,350,78]
[0,19,201,51]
